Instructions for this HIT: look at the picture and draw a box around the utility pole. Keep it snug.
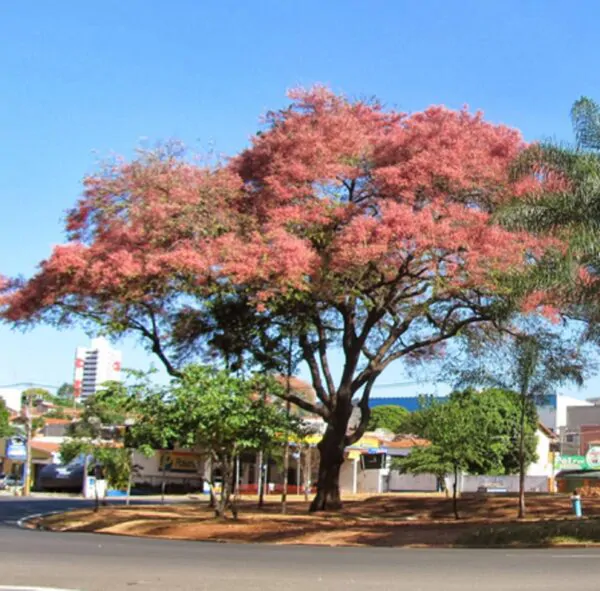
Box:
[23,394,33,496]
[304,445,311,502]
[124,418,135,506]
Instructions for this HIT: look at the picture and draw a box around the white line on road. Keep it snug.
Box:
[0,587,80,591]
[549,554,597,558]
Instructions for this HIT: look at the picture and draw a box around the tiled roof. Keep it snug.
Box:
[43,418,72,425]
[537,422,557,440]
[31,440,61,455]
[387,435,430,449]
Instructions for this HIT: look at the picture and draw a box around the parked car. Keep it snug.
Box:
[0,474,24,489]
[37,455,91,492]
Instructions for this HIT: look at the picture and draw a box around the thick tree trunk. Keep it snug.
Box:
[309,424,346,512]
[452,464,460,520]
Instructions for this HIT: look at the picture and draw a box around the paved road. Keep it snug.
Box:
[3,498,600,591]
[0,494,171,525]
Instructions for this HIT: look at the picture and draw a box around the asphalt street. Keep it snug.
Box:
[2,497,600,591]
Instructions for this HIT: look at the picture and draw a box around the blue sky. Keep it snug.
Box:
[1,0,598,397]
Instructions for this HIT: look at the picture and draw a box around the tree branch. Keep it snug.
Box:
[270,388,329,419]
[314,314,336,399]
[381,314,491,369]
[135,304,182,378]
[298,332,331,409]
[345,375,377,446]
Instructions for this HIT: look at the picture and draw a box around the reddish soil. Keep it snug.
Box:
[33,493,599,547]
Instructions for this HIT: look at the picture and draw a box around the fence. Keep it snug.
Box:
[387,472,438,492]
[459,475,550,493]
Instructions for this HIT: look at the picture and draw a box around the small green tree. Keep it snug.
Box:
[59,439,92,464]
[0,398,13,438]
[55,382,76,406]
[60,371,158,507]
[396,389,538,520]
[367,405,410,434]
[450,328,588,518]
[94,447,136,491]
[397,399,482,520]
[134,365,301,518]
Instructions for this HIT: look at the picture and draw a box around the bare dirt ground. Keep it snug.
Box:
[30,493,600,547]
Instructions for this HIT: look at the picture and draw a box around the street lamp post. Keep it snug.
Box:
[124,418,135,506]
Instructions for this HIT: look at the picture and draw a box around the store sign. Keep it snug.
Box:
[5,438,27,461]
[159,452,200,473]
[555,454,590,471]
[586,446,600,469]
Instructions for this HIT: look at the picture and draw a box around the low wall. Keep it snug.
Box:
[460,475,550,493]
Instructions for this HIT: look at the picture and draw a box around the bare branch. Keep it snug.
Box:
[298,332,331,409]
[314,314,336,399]
[345,375,377,446]
[271,388,329,419]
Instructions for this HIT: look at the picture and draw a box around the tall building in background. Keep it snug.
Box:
[73,337,122,400]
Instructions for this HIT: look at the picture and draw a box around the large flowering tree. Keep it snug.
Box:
[1,89,553,511]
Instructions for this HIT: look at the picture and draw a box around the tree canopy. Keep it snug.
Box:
[0,398,12,439]
[397,388,538,519]
[0,88,560,511]
[131,365,301,517]
[367,405,410,434]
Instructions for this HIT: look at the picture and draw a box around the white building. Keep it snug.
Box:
[0,388,22,413]
[537,394,592,432]
[73,337,122,400]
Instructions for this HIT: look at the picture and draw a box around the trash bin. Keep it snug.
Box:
[571,490,583,518]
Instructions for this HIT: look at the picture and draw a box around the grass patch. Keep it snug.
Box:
[457,518,600,547]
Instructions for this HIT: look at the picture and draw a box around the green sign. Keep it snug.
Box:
[554,454,587,471]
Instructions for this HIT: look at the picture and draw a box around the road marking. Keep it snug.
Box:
[0,587,80,591]
[549,554,597,558]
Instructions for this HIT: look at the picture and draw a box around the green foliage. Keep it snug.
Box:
[402,389,538,476]
[0,398,13,438]
[498,96,600,329]
[395,388,540,518]
[160,365,300,456]
[457,519,600,548]
[67,378,144,439]
[444,324,588,517]
[398,394,504,477]
[367,405,410,434]
[21,387,53,404]
[59,439,137,491]
[59,439,92,464]
[132,365,303,516]
[450,328,588,409]
[171,292,297,374]
[45,407,66,419]
[94,447,134,491]
[54,382,78,407]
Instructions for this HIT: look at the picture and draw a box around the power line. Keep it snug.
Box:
[371,380,441,389]
[0,382,60,390]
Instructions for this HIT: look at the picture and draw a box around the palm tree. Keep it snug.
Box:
[497,97,600,318]
[451,328,586,518]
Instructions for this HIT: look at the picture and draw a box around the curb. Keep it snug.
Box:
[17,511,64,531]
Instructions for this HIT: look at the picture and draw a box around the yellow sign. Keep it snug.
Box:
[159,452,201,473]
[348,436,380,450]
